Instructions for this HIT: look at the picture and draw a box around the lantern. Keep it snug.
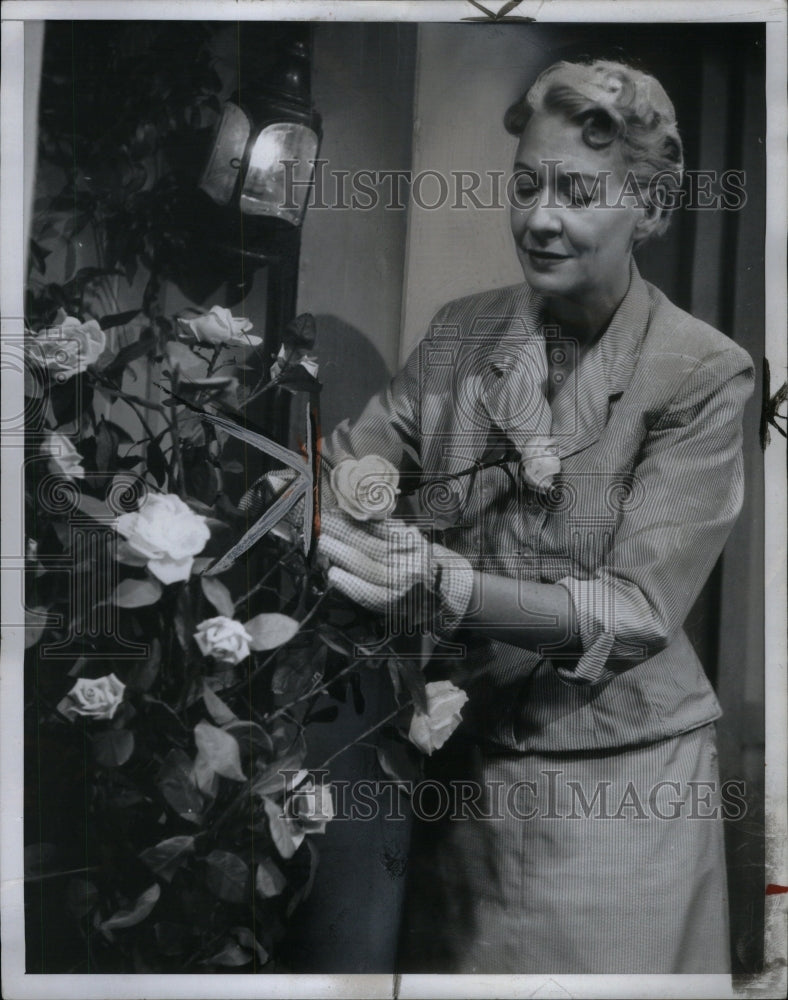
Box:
[199,39,321,225]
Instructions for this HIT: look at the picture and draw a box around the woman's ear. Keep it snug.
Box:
[633,199,664,244]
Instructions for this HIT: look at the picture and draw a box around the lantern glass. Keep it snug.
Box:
[239,122,319,223]
[199,103,250,206]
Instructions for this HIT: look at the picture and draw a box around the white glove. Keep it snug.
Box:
[317,511,473,632]
[238,463,338,538]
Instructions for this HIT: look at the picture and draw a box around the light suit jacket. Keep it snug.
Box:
[326,262,756,751]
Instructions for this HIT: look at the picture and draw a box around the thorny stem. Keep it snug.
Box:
[232,552,295,612]
[90,372,163,443]
[263,654,365,724]
[225,588,334,699]
[316,700,413,770]
[241,378,278,408]
[167,370,184,492]
[205,346,221,378]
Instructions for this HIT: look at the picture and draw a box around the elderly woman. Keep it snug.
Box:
[314,59,755,973]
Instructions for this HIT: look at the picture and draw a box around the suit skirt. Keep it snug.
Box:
[396,722,730,974]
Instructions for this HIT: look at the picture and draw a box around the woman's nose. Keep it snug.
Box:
[525,191,563,238]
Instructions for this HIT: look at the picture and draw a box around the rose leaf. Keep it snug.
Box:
[193,720,245,782]
[251,754,306,799]
[375,736,421,787]
[204,850,250,904]
[157,749,203,824]
[201,942,253,968]
[262,797,303,860]
[394,658,429,714]
[98,308,141,331]
[146,441,168,488]
[202,683,238,727]
[77,493,114,521]
[245,612,299,652]
[231,926,269,965]
[92,729,135,768]
[139,835,195,883]
[165,341,204,377]
[125,638,162,692]
[271,656,320,700]
[286,838,319,917]
[316,625,355,656]
[224,720,274,763]
[200,576,235,618]
[112,577,163,608]
[24,609,49,649]
[99,883,160,934]
[255,858,287,898]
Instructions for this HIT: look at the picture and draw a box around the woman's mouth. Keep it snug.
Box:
[525,248,572,269]
[526,249,571,261]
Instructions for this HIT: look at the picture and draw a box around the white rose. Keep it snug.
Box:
[58,673,125,722]
[408,680,469,756]
[30,313,106,381]
[178,305,262,347]
[194,616,252,665]
[483,352,560,490]
[519,436,561,490]
[285,779,335,834]
[114,493,210,584]
[270,344,319,380]
[44,432,85,478]
[329,455,400,522]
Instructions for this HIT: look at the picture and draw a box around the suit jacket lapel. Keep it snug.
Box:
[436,283,546,479]
[552,260,652,460]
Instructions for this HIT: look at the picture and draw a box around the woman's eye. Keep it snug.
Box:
[564,177,597,207]
[560,183,590,208]
[512,170,539,205]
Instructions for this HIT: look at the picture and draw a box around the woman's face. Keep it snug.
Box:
[510,112,649,308]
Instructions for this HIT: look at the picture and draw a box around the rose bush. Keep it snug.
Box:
[178,305,261,347]
[30,312,106,380]
[57,674,126,721]
[26,24,419,968]
[407,680,469,755]
[329,454,400,522]
[194,616,253,665]
[114,493,210,584]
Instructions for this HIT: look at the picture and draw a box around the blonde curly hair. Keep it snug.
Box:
[505,59,684,237]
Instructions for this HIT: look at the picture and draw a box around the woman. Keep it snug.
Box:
[316,59,755,973]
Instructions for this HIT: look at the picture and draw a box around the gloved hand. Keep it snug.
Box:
[317,510,474,632]
[238,463,338,540]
